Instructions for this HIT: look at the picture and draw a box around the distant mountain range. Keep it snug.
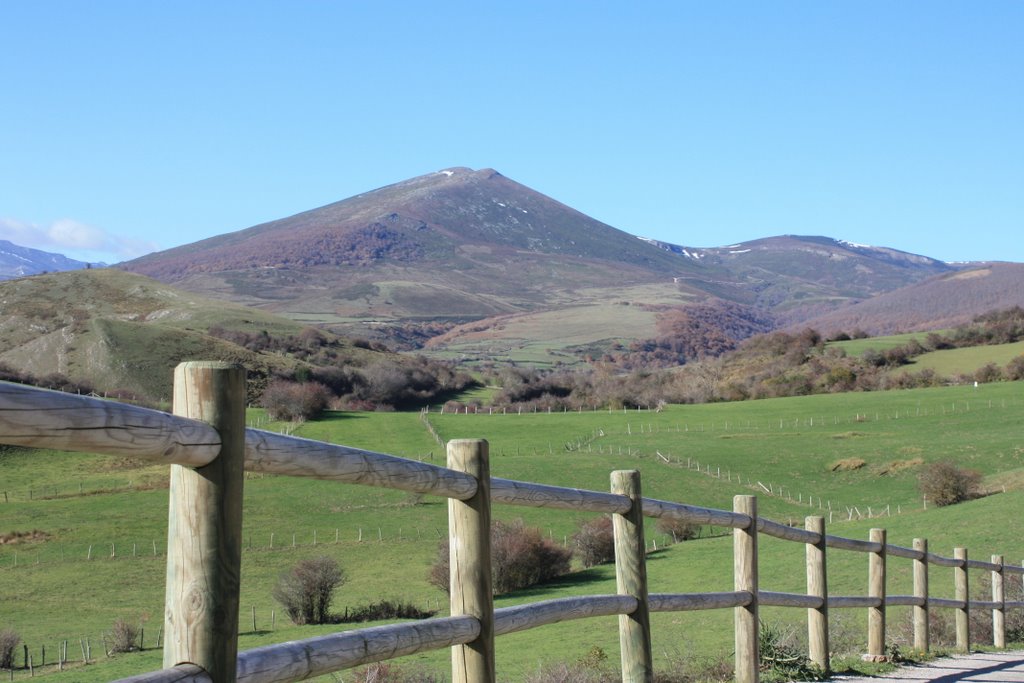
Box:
[0,240,98,279]
[6,167,1022,370]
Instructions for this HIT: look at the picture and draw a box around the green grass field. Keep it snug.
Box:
[2,382,1024,680]
[904,341,1024,376]
[828,332,939,355]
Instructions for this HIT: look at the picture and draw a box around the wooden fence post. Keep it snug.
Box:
[734,495,759,683]
[992,554,1005,648]
[805,516,828,672]
[612,470,653,683]
[913,538,929,652]
[955,547,969,652]
[447,439,495,683]
[164,361,246,682]
[865,528,886,661]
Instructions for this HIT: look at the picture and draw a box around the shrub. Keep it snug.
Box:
[429,519,573,595]
[339,599,434,623]
[572,516,615,568]
[758,622,826,681]
[107,617,140,654]
[0,629,20,670]
[918,461,983,507]
[273,556,346,625]
[260,380,332,421]
[655,516,700,543]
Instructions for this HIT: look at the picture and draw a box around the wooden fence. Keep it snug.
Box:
[1,361,1022,683]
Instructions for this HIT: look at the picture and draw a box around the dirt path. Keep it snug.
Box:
[830,651,1024,682]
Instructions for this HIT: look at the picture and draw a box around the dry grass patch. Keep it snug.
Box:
[829,458,866,472]
[0,530,51,545]
[874,458,924,476]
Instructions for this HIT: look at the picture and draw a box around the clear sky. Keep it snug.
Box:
[1,1,1021,266]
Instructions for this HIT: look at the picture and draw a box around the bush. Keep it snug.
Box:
[572,516,615,568]
[339,599,435,623]
[260,380,332,421]
[273,556,346,625]
[919,461,982,507]
[429,519,573,595]
[655,516,701,543]
[0,629,20,670]
[107,617,140,654]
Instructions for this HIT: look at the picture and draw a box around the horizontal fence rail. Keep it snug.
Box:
[2,372,1023,683]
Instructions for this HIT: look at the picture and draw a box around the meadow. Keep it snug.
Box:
[1,381,1024,680]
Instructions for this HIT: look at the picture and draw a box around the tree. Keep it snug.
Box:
[274,556,346,625]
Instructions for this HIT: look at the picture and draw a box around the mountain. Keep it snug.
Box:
[793,262,1024,336]
[119,167,997,364]
[123,167,711,315]
[0,240,98,279]
[641,234,957,318]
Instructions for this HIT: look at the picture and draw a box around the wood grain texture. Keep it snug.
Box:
[612,470,653,683]
[234,617,479,683]
[642,497,749,529]
[164,362,246,683]
[967,558,1002,571]
[885,595,926,607]
[993,555,1006,648]
[447,439,495,683]
[867,528,887,658]
[828,596,883,609]
[759,592,823,609]
[913,538,930,652]
[733,495,759,683]
[492,477,629,513]
[112,664,211,683]
[245,429,477,499]
[930,597,967,609]
[825,535,882,554]
[0,380,219,466]
[805,516,829,672]
[955,547,970,652]
[758,518,818,544]
[887,544,926,561]
[649,591,751,612]
[494,595,637,636]
[927,552,963,568]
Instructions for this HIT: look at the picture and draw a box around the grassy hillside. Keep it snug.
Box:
[2,383,1023,680]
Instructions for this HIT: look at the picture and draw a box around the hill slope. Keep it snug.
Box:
[118,168,990,361]
[647,234,956,318]
[795,263,1024,336]
[122,167,713,319]
[0,269,390,401]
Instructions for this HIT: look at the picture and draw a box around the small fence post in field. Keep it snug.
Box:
[992,554,1005,648]
[913,538,929,652]
[805,516,828,672]
[164,361,246,682]
[734,495,759,683]
[447,439,495,683]
[865,528,886,661]
[955,547,970,652]
[612,470,653,682]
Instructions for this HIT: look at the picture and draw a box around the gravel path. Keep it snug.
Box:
[830,651,1024,682]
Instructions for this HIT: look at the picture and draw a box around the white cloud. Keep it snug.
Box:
[0,217,159,263]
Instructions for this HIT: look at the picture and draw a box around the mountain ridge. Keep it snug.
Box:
[0,239,98,280]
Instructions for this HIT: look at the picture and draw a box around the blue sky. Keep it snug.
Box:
[1,1,1021,265]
